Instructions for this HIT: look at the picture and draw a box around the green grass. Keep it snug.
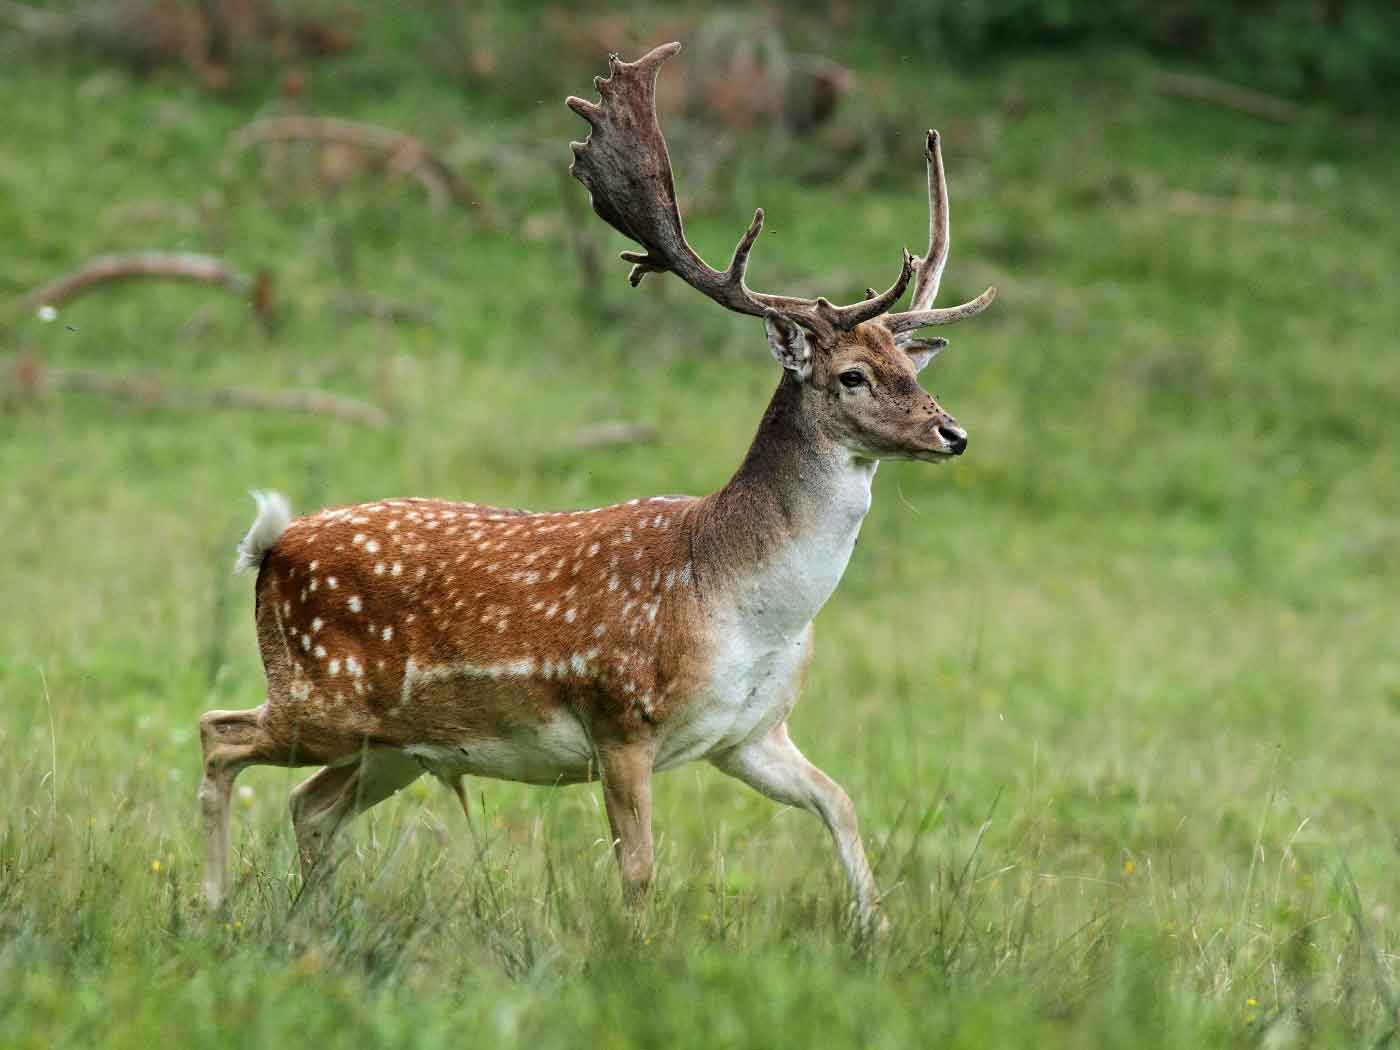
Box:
[3,7,1400,1047]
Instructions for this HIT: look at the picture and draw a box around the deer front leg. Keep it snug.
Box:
[712,722,884,934]
[596,742,655,911]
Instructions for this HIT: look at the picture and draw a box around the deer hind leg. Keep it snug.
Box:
[596,742,655,911]
[288,749,422,881]
[199,705,283,909]
[711,721,884,935]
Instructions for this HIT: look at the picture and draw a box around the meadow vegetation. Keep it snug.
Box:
[1,5,1398,1046]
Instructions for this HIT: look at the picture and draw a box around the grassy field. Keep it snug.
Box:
[2,6,1399,1046]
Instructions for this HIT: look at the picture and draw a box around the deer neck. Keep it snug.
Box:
[692,373,877,643]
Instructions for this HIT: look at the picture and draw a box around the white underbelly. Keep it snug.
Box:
[405,716,594,784]
[400,623,815,781]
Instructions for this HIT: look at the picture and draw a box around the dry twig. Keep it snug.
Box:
[1154,72,1302,124]
[20,252,272,320]
[235,116,495,222]
[9,356,387,428]
[1166,190,1310,224]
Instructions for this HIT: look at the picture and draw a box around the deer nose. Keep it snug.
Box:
[937,423,967,455]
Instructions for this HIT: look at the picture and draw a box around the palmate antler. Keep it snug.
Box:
[566,42,994,340]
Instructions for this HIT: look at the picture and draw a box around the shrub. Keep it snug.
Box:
[861,0,1400,112]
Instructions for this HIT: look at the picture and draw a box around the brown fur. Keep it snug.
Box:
[253,496,710,765]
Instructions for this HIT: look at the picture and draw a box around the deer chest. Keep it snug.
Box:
[653,622,814,770]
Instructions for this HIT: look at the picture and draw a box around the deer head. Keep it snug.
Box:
[567,42,995,463]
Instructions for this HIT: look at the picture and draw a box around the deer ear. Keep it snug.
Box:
[763,310,813,379]
[897,335,948,374]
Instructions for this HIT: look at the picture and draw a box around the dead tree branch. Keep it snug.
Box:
[1166,190,1311,224]
[9,357,388,428]
[1154,72,1303,124]
[21,253,272,320]
[234,116,496,223]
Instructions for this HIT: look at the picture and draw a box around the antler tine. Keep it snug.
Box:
[880,129,997,335]
[909,129,950,312]
[882,285,998,334]
[815,250,914,330]
[618,205,765,290]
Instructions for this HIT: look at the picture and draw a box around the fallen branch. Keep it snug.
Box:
[567,421,658,449]
[9,357,388,428]
[234,116,496,223]
[21,253,272,320]
[1166,189,1310,224]
[1154,71,1303,124]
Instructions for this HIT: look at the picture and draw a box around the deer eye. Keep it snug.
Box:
[839,370,865,389]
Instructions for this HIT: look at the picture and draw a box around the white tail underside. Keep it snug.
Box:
[233,489,292,573]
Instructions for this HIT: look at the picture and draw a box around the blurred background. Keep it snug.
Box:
[2,1,1398,1046]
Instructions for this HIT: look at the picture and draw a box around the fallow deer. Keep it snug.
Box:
[199,42,995,932]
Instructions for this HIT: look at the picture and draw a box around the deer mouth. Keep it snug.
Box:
[911,436,966,461]
[914,449,958,463]
[866,444,956,464]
